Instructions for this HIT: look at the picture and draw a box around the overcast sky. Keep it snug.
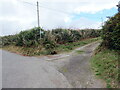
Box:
[0,0,119,36]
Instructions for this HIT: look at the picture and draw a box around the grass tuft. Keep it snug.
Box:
[91,48,119,88]
[76,50,84,54]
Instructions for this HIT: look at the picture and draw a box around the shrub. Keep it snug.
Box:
[1,35,18,46]
[16,27,45,47]
[102,13,120,50]
[51,28,74,44]
[1,27,101,55]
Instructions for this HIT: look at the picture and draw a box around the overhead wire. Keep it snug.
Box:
[18,0,72,15]
[18,0,37,6]
[17,0,103,28]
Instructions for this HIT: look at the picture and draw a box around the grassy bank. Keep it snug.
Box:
[56,37,100,53]
[3,37,100,56]
[91,48,119,88]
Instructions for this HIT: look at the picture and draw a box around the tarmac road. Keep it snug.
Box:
[2,41,105,88]
[2,50,71,88]
[52,42,105,88]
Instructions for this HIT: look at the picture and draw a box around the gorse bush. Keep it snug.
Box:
[41,31,57,54]
[80,29,101,38]
[51,28,100,44]
[16,27,45,47]
[102,13,120,50]
[1,34,18,46]
[51,28,81,44]
[1,28,101,47]
[1,27,101,54]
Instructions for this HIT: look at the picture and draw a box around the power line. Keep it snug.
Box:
[18,0,72,15]
[19,0,36,6]
[17,0,103,29]
[39,5,72,15]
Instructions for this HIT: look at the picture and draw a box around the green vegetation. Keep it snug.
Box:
[1,27,45,47]
[3,37,100,56]
[61,67,68,73]
[57,37,100,53]
[91,48,119,88]
[76,50,84,54]
[102,13,120,50]
[1,28,101,56]
[91,13,120,88]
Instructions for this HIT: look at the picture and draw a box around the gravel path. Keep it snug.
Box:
[2,41,105,88]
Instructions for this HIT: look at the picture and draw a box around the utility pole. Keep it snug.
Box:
[37,1,41,39]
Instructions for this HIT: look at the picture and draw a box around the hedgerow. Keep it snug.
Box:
[102,13,120,50]
[1,28,101,54]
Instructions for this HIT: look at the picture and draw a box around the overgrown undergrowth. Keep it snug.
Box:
[1,28,101,55]
[91,48,120,88]
[3,37,100,56]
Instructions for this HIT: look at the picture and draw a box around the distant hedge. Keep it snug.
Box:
[1,28,101,48]
[1,27,45,47]
[102,13,120,50]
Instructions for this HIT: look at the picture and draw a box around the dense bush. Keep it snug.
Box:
[51,28,100,44]
[51,28,81,44]
[80,29,101,38]
[102,13,120,50]
[1,27,101,54]
[1,28,101,47]
[1,34,18,46]
[41,31,57,54]
[16,27,45,47]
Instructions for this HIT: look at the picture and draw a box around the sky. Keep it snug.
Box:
[0,0,119,36]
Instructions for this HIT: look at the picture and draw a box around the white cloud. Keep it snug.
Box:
[74,1,117,14]
[0,0,119,35]
[68,17,102,29]
[64,17,71,23]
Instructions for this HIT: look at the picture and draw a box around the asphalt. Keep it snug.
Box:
[53,42,105,88]
[2,41,105,88]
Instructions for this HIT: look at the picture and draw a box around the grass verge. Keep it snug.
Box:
[76,50,84,54]
[56,37,101,53]
[2,37,100,56]
[90,48,120,88]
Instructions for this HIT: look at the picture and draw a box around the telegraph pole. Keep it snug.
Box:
[37,1,41,39]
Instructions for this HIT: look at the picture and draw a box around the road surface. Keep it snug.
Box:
[2,41,105,88]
